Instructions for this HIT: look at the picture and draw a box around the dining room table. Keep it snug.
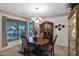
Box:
[28,37,49,56]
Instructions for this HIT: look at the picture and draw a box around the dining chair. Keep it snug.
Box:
[20,36,40,56]
[42,35,58,56]
[20,37,30,56]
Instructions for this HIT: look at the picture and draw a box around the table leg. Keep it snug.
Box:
[37,45,43,56]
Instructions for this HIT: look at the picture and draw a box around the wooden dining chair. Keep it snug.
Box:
[20,36,40,56]
[18,32,31,56]
[21,37,38,56]
[42,35,58,56]
[21,37,30,56]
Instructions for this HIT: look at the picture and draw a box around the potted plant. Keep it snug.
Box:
[67,3,79,10]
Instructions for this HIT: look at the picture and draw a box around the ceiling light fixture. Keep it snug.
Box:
[31,17,42,23]
[36,7,38,9]
[31,7,42,23]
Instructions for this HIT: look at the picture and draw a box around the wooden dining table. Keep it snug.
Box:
[28,37,49,56]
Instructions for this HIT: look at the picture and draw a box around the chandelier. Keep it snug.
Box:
[31,17,42,23]
[31,7,43,23]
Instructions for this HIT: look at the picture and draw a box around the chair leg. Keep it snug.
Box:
[51,51,52,56]
[53,49,54,55]
[24,48,26,56]
[51,47,53,56]
[53,46,55,56]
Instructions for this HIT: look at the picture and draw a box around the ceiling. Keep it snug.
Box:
[0,3,68,18]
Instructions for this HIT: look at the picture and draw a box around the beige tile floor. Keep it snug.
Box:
[0,45,68,56]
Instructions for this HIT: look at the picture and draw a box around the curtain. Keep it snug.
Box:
[2,16,8,47]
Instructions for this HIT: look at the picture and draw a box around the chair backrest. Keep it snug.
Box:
[21,37,28,48]
[53,35,58,45]
[40,21,54,44]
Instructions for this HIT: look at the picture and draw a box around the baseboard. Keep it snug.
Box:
[0,42,21,52]
[55,43,68,48]
[55,44,68,48]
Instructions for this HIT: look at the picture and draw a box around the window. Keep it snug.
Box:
[6,19,33,42]
[6,19,17,41]
[17,21,26,39]
[28,22,33,37]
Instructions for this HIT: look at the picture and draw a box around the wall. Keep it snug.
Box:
[41,16,68,47]
[0,15,2,48]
